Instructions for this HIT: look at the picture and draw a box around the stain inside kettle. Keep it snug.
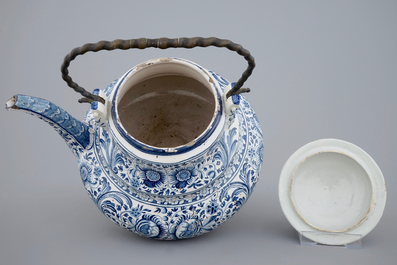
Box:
[118,75,215,148]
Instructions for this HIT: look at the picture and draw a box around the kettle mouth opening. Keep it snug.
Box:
[111,58,222,155]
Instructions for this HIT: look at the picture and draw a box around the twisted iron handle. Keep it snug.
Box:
[61,37,255,104]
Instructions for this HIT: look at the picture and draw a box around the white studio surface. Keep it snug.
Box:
[279,139,386,246]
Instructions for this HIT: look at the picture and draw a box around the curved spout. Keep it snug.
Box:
[6,94,91,158]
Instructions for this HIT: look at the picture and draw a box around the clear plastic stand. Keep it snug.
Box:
[299,231,363,249]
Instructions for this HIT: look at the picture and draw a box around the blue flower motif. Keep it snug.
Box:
[79,162,99,186]
[171,215,202,239]
[206,201,219,215]
[130,178,140,188]
[176,219,202,239]
[80,163,92,182]
[136,220,159,237]
[248,148,255,158]
[136,167,165,189]
[170,168,198,189]
[93,166,102,177]
[130,207,142,218]
[134,215,165,238]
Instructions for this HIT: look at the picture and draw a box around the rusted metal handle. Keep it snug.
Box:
[61,37,255,104]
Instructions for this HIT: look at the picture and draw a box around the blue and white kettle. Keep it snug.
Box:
[6,37,263,240]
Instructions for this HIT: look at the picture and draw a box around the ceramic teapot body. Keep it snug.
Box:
[6,38,263,240]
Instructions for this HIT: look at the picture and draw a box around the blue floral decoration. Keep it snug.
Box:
[80,162,98,185]
[206,201,219,215]
[130,207,142,218]
[134,215,165,238]
[93,166,102,177]
[80,163,92,182]
[170,168,198,189]
[171,215,202,239]
[130,178,140,188]
[136,167,165,188]
[13,62,264,240]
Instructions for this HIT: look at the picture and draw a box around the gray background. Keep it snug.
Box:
[1,0,396,264]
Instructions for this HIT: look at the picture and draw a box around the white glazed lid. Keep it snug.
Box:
[279,139,386,245]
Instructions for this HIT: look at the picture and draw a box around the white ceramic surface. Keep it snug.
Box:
[279,139,386,245]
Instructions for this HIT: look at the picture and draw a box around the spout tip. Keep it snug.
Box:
[5,96,19,110]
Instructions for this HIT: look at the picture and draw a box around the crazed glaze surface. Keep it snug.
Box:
[7,58,264,240]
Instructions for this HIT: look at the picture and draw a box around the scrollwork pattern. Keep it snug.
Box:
[10,61,263,240]
[76,70,263,240]
[78,100,262,240]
